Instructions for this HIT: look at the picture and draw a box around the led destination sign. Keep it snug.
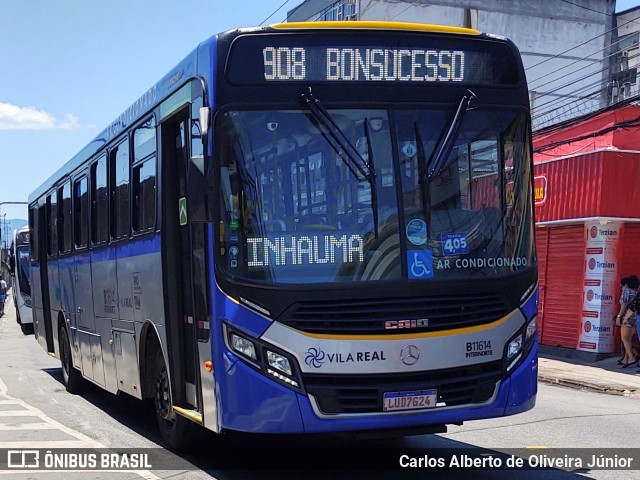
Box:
[247,234,364,267]
[263,46,466,82]
[226,34,520,85]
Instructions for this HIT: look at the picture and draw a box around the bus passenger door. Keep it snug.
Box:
[34,203,54,353]
[160,107,204,417]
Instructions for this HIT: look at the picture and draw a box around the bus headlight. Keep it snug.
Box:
[507,334,523,359]
[224,323,303,392]
[230,333,257,361]
[504,317,538,375]
[267,350,292,376]
[506,334,523,372]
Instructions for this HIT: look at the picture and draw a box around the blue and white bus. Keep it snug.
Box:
[29,21,538,448]
[10,226,33,334]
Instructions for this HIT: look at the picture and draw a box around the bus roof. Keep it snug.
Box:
[271,20,480,36]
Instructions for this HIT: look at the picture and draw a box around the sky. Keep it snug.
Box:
[0,0,297,225]
[1,0,639,225]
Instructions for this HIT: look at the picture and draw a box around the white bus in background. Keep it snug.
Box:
[10,226,33,334]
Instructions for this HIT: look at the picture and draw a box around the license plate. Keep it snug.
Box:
[383,389,437,412]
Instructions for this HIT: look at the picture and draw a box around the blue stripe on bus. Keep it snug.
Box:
[90,246,117,263]
[50,235,161,266]
[89,234,161,263]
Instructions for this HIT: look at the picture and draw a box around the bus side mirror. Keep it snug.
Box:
[199,107,210,138]
[9,255,15,274]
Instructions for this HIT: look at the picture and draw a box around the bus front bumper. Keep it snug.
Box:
[218,341,537,434]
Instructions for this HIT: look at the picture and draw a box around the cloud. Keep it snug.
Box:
[0,102,79,130]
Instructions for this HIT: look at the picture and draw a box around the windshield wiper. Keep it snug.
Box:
[300,88,379,237]
[427,89,477,178]
[414,121,431,228]
[363,118,379,237]
[300,88,371,180]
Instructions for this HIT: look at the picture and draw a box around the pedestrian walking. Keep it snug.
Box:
[619,275,640,368]
[0,274,6,316]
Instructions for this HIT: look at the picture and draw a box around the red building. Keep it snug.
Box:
[533,103,640,358]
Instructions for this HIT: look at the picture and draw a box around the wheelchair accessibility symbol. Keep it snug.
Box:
[407,250,434,279]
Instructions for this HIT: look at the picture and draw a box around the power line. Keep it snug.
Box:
[528,35,621,87]
[524,13,640,128]
[530,43,632,107]
[531,45,640,124]
[532,46,639,114]
[259,0,294,26]
[387,1,421,21]
[533,87,603,124]
[559,0,609,16]
[533,85,640,134]
[525,12,640,71]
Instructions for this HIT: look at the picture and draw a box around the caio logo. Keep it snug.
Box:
[586,290,594,301]
[588,258,596,270]
[584,321,592,333]
[590,226,598,239]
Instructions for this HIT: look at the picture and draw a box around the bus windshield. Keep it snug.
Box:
[16,246,31,296]
[217,107,534,284]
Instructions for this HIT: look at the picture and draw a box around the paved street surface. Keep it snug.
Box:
[0,291,202,480]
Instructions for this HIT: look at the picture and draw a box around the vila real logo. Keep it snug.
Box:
[304,347,387,369]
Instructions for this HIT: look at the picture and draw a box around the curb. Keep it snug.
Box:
[539,375,639,397]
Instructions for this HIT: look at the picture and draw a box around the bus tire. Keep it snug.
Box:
[21,323,33,335]
[153,350,194,449]
[59,325,83,393]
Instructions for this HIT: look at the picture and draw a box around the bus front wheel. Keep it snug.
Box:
[59,326,83,393]
[153,350,194,449]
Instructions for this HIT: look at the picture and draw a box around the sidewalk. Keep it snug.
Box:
[538,353,640,399]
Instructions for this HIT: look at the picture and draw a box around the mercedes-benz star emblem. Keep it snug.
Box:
[400,344,420,366]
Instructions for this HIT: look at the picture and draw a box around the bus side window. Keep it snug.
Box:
[132,157,157,232]
[74,176,88,248]
[133,118,157,233]
[91,155,109,245]
[110,138,131,240]
[46,192,58,256]
[59,181,72,254]
[29,206,38,262]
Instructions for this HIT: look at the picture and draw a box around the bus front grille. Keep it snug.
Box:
[302,361,502,415]
[279,294,511,334]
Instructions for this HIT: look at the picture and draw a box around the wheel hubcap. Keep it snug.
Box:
[155,366,174,422]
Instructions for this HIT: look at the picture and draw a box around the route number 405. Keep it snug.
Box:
[442,233,468,255]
